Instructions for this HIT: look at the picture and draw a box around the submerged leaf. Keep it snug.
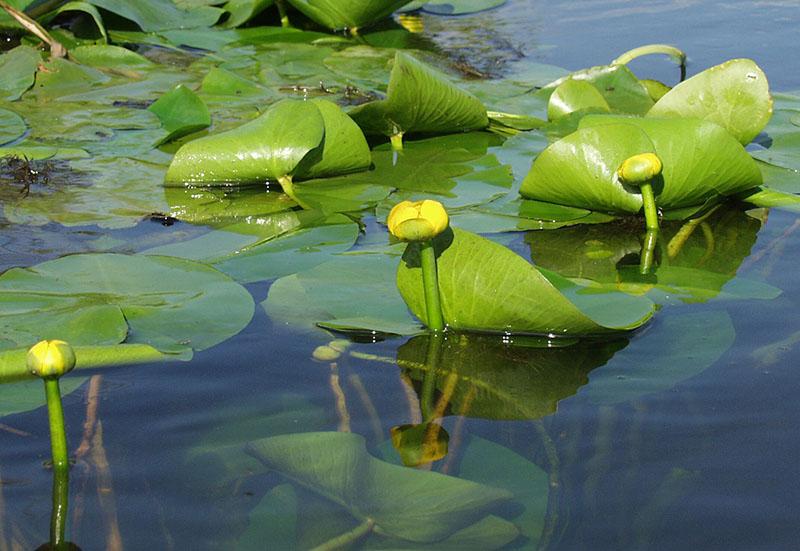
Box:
[397,228,655,335]
[0,108,25,146]
[647,58,772,145]
[0,46,41,101]
[246,431,514,543]
[400,0,506,15]
[348,52,488,139]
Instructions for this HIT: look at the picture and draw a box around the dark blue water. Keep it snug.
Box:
[2,1,800,549]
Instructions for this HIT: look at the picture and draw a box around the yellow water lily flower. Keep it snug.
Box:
[27,339,76,379]
[387,199,449,242]
[618,153,663,186]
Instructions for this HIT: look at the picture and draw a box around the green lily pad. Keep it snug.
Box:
[263,252,420,336]
[0,107,25,146]
[398,228,655,335]
[246,431,514,543]
[146,213,359,283]
[581,310,735,404]
[0,46,41,101]
[85,0,223,31]
[0,253,254,356]
[750,110,800,171]
[165,98,370,185]
[647,58,773,145]
[0,377,87,418]
[69,45,154,70]
[547,78,610,121]
[29,57,110,100]
[221,0,275,28]
[149,84,211,145]
[398,332,626,420]
[521,118,762,214]
[400,0,506,14]
[40,2,109,43]
[284,0,411,31]
[348,52,488,140]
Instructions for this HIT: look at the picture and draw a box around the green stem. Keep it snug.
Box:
[276,0,290,27]
[639,181,659,232]
[639,229,658,275]
[420,333,444,420]
[277,175,311,210]
[44,378,69,471]
[310,518,375,551]
[390,133,404,151]
[50,462,69,549]
[419,240,445,332]
[612,44,686,81]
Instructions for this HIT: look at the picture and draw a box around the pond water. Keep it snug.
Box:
[2,1,800,550]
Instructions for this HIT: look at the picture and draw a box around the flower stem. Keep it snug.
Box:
[44,378,69,471]
[310,518,375,551]
[612,44,686,81]
[276,0,290,27]
[640,228,659,275]
[639,181,659,232]
[277,175,311,210]
[390,133,404,151]
[419,240,445,332]
[50,462,69,548]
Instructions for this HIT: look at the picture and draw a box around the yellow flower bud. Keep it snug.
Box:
[387,199,449,242]
[618,153,663,186]
[390,423,449,466]
[26,340,76,379]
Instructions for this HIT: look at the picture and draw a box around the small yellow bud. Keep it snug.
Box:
[387,199,449,242]
[618,153,663,186]
[26,340,76,379]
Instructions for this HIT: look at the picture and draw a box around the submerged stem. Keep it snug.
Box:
[276,0,290,27]
[310,518,375,551]
[419,240,445,332]
[50,463,69,548]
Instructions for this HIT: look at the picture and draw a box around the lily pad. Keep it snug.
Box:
[246,431,515,543]
[0,46,41,101]
[0,253,254,356]
[284,0,411,31]
[69,44,154,70]
[149,84,211,145]
[547,78,610,121]
[165,98,371,186]
[220,0,275,28]
[647,58,773,145]
[400,0,506,14]
[397,228,655,335]
[348,52,488,141]
[398,332,626,420]
[520,118,762,214]
[264,252,420,336]
[85,0,223,31]
[0,107,25,146]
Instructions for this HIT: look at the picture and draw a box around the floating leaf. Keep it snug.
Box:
[398,228,655,335]
[246,431,514,543]
[165,98,370,186]
[40,1,108,43]
[264,252,420,336]
[581,311,735,404]
[0,107,25,146]
[149,84,211,145]
[221,0,275,28]
[348,52,488,141]
[647,58,773,145]
[69,44,153,69]
[84,0,223,31]
[0,377,87,418]
[284,0,411,31]
[0,46,41,101]
[0,253,254,356]
[750,110,800,171]
[398,333,626,420]
[400,0,506,15]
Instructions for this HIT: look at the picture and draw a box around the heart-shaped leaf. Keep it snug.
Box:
[348,52,488,140]
[165,98,370,185]
[397,228,655,335]
[285,0,411,31]
[246,431,514,543]
[647,58,773,145]
[0,253,254,356]
[149,84,211,146]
